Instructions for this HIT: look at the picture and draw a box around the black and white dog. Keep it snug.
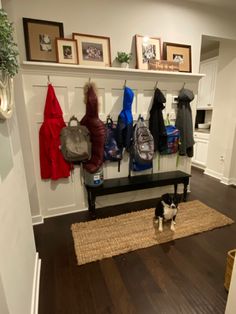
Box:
[155,193,181,232]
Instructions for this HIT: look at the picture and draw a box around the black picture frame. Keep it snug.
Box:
[23,18,64,62]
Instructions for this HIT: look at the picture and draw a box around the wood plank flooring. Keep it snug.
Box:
[33,167,236,314]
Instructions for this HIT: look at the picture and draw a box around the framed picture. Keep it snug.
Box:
[23,18,64,62]
[72,33,111,67]
[135,35,161,70]
[163,42,192,72]
[56,39,78,64]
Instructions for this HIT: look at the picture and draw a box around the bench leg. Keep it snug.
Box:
[183,179,189,202]
[174,183,178,195]
[87,191,96,219]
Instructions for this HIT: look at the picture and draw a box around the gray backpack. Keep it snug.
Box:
[133,115,154,164]
[60,115,91,163]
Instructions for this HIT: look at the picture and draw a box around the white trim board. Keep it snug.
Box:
[221,177,236,186]
[32,215,44,225]
[31,253,41,314]
[204,168,222,180]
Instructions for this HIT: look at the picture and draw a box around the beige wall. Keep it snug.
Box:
[3,0,236,73]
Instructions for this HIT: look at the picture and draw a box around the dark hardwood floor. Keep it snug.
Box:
[34,167,236,314]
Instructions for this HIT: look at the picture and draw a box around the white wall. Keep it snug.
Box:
[0,113,37,314]
[0,4,37,314]
[205,39,236,182]
[225,255,236,314]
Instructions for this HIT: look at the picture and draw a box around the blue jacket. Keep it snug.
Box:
[116,86,134,150]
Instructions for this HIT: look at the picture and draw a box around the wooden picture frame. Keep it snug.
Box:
[23,18,64,62]
[135,35,161,70]
[56,38,78,64]
[163,42,192,72]
[72,33,111,67]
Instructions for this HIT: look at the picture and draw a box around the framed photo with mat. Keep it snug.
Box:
[163,42,192,72]
[56,38,78,64]
[23,18,64,62]
[135,34,161,70]
[72,33,111,67]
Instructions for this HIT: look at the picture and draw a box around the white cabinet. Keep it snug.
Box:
[192,132,210,168]
[197,58,218,109]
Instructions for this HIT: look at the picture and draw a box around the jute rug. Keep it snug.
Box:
[71,200,234,265]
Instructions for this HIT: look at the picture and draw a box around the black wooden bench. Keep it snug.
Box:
[85,170,191,218]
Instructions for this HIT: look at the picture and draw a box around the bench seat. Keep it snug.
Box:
[85,170,191,218]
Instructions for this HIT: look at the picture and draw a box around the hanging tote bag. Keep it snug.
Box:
[60,115,91,163]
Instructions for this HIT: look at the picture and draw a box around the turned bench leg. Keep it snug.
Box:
[183,178,189,202]
[174,180,189,202]
[87,190,97,219]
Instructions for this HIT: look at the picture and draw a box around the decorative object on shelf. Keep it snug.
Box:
[135,34,161,70]
[163,42,192,73]
[0,8,19,120]
[73,33,111,67]
[56,38,78,64]
[116,51,132,68]
[148,59,179,72]
[23,18,64,62]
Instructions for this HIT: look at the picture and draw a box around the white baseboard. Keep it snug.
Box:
[32,215,44,225]
[31,252,41,314]
[204,168,222,180]
[44,207,87,219]
[192,162,206,170]
[221,177,236,186]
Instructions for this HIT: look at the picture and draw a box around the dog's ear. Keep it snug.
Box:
[162,193,170,204]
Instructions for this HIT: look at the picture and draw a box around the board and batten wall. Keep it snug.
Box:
[19,64,199,220]
[3,0,236,220]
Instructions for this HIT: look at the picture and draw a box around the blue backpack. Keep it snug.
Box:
[160,125,180,155]
[104,117,122,170]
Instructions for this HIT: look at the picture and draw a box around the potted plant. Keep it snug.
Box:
[0,8,19,119]
[116,51,132,68]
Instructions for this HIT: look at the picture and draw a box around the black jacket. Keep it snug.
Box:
[149,88,167,152]
[175,88,194,157]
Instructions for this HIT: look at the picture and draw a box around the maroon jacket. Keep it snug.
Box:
[80,83,105,173]
[39,84,71,180]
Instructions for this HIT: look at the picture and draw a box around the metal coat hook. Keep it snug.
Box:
[47,75,51,85]
[89,77,91,83]
[154,81,158,89]
[183,82,186,89]
[124,80,127,88]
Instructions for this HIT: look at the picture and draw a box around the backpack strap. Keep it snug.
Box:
[157,153,161,171]
[164,113,171,126]
[118,160,121,172]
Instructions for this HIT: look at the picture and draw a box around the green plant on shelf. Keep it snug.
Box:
[0,8,19,78]
[116,51,132,64]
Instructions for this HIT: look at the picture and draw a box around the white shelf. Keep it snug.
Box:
[21,61,205,81]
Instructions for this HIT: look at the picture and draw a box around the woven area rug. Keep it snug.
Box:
[71,200,234,265]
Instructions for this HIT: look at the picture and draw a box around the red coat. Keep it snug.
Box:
[39,84,71,180]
